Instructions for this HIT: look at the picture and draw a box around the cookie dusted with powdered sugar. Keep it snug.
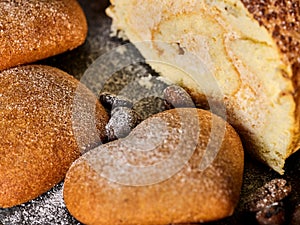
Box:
[0,65,108,208]
[0,0,87,71]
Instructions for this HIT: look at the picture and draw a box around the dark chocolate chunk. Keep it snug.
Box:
[99,92,133,110]
[106,107,142,141]
[163,85,195,108]
[132,96,170,121]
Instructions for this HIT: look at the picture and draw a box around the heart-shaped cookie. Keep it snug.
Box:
[64,108,244,224]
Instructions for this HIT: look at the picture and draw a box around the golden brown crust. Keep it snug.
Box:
[64,108,244,225]
[0,65,108,208]
[241,0,300,155]
[0,0,88,71]
[291,63,300,151]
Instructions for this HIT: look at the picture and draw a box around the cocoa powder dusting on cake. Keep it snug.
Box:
[241,0,300,148]
[241,0,300,67]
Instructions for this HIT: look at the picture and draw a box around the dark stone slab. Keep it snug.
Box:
[1,0,299,224]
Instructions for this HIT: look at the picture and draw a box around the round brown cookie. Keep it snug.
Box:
[63,108,244,225]
[0,0,87,71]
[0,65,108,208]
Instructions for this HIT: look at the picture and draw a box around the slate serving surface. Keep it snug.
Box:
[0,0,299,224]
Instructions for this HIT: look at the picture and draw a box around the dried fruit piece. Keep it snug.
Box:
[247,179,291,212]
[290,204,300,225]
[256,202,285,225]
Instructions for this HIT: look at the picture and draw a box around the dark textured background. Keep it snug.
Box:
[0,0,299,224]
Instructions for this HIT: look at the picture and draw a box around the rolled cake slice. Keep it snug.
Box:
[106,0,300,174]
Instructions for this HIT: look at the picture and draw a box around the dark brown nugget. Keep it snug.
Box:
[247,179,291,212]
